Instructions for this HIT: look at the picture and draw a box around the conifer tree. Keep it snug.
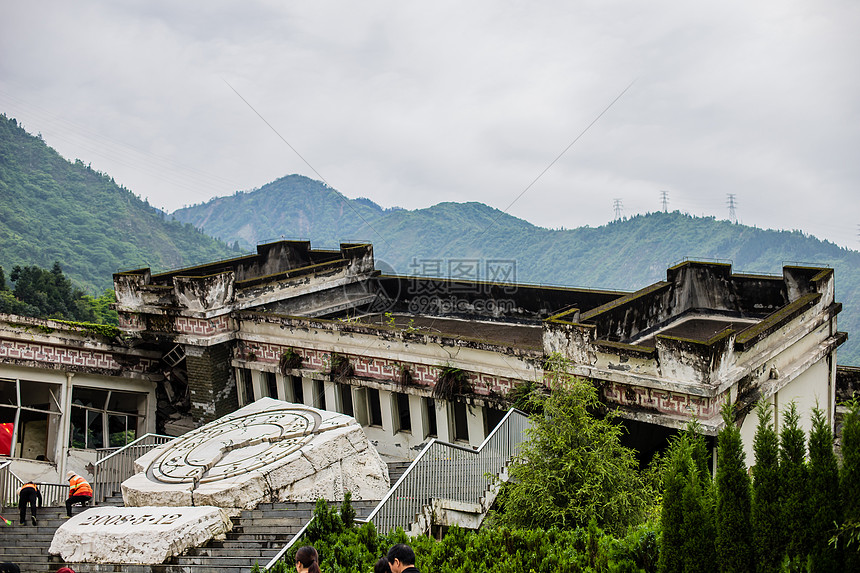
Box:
[659,428,717,573]
[715,401,753,572]
[751,400,781,573]
[807,405,840,571]
[779,401,809,565]
[840,398,860,567]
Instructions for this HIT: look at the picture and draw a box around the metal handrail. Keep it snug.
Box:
[92,432,175,504]
[0,459,70,509]
[264,407,531,570]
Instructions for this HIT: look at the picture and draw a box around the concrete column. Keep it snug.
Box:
[408,394,424,438]
[379,389,395,437]
[435,399,451,442]
[467,404,484,447]
[301,377,315,407]
[251,370,266,402]
[58,371,74,480]
[323,381,338,413]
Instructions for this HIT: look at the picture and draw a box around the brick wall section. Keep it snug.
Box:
[186,342,237,424]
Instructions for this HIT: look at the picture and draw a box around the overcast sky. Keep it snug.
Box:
[2,1,858,249]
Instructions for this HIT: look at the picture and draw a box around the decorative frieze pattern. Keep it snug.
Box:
[0,339,155,372]
[175,316,231,337]
[119,314,145,331]
[602,381,727,420]
[237,341,518,395]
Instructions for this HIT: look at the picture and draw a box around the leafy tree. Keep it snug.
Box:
[658,428,717,573]
[779,401,809,565]
[501,366,649,534]
[715,402,753,572]
[807,405,840,571]
[751,400,782,573]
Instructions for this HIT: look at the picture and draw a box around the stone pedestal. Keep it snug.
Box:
[122,397,389,509]
[49,506,231,564]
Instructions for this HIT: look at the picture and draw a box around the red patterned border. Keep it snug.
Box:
[238,341,519,395]
[603,381,727,419]
[175,315,230,336]
[0,339,155,373]
[118,314,145,331]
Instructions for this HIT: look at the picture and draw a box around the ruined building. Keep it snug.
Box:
[0,240,848,479]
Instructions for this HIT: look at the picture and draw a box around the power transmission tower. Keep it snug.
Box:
[613,198,623,221]
[660,190,669,212]
[727,193,737,223]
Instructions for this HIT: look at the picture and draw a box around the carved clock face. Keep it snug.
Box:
[148,407,322,484]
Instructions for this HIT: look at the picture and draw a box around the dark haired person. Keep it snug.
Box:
[386,544,419,573]
[374,556,391,573]
[295,545,321,573]
[17,481,41,525]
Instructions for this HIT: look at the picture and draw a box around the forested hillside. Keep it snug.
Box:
[0,114,236,292]
[174,179,860,365]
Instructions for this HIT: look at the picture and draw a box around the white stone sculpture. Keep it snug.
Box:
[122,397,390,509]
[49,506,231,564]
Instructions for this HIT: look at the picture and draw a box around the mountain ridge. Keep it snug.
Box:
[173,178,860,364]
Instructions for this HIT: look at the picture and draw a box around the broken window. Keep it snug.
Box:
[338,383,354,417]
[451,401,469,442]
[367,388,383,427]
[0,378,61,460]
[394,393,411,433]
[265,372,278,399]
[423,397,437,438]
[70,387,142,450]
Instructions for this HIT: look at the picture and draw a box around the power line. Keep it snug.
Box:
[660,190,669,212]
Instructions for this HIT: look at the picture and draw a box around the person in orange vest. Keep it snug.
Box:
[65,471,92,518]
[17,481,42,526]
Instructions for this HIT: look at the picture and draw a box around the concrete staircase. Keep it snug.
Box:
[386,460,412,484]
[0,461,402,572]
[1,500,377,573]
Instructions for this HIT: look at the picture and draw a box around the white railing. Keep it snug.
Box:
[265,407,531,570]
[0,459,69,509]
[92,433,175,504]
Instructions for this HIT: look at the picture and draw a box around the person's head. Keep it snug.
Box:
[0,563,20,573]
[295,545,320,573]
[66,471,75,481]
[386,544,415,573]
[56,568,75,573]
[374,556,392,573]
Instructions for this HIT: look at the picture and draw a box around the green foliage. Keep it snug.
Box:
[433,365,470,400]
[779,402,809,564]
[715,402,753,573]
[0,114,236,293]
[839,399,860,568]
[807,405,841,571]
[340,491,356,528]
[278,347,303,373]
[500,370,650,535]
[751,400,782,573]
[0,262,118,327]
[264,496,660,573]
[658,426,716,573]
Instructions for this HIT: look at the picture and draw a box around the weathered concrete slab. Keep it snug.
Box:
[123,398,389,509]
[49,506,231,564]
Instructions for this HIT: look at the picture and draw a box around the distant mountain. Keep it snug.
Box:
[174,177,860,366]
[0,114,236,292]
